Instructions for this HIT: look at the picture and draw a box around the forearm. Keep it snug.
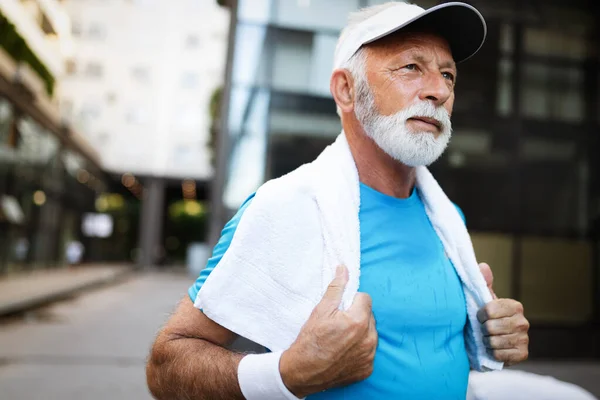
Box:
[147,333,245,400]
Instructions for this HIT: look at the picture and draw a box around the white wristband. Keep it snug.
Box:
[237,351,303,400]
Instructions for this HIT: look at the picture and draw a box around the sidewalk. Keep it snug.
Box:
[0,265,133,317]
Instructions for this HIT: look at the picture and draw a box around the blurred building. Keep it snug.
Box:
[59,0,230,266]
[211,0,600,359]
[0,0,109,273]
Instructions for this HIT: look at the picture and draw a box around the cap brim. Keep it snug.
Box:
[364,2,487,64]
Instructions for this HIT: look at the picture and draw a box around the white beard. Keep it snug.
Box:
[354,82,453,167]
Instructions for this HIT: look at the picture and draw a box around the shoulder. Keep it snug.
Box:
[249,163,317,215]
[231,166,322,260]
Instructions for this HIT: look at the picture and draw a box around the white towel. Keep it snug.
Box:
[196,131,503,372]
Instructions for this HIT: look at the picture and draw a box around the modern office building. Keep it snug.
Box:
[0,0,109,273]
[211,0,600,358]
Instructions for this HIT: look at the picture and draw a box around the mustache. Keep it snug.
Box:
[400,101,451,130]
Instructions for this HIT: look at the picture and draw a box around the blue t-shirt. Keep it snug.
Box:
[189,184,469,399]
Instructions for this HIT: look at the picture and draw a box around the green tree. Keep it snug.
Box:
[208,86,223,168]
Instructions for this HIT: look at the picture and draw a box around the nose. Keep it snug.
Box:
[418,72,451,107]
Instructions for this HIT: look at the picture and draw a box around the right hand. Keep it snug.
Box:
[279,265,378,398]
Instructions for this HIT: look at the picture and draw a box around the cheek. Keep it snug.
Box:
[444,93,455,115]
[375,82,416,116]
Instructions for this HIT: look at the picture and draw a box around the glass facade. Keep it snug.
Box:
[0,95,106,275]
[212,0,600,339]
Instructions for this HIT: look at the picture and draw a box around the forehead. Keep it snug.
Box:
[364,31,454,64]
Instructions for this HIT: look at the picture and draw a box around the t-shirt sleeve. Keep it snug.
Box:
[187,194,255,302]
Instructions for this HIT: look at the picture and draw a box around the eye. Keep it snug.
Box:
[403,64,417,71]
[442,71,455,82]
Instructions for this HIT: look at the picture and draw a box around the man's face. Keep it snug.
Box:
[353,31,457,167]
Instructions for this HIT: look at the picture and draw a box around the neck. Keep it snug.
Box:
[342,115,416,199]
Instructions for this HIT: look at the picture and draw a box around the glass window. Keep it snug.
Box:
[66,59,77,75]
[125,106,149,125]
[499,23,514,55]
[434,127,516,233]
[366,0,437,6]
[237,0,272,24]
[269,92,340,138]
[85,62,104,78]
[185,34,201,49]
[223,90,270,209]
[231,25,335,96]
[106,92,117,104]
[71,21,82,37]
[131,66,150,83]
[597,72,600,125]
[181,72,199,88]
[0,98,12,146]
[273,0,359,31]
[16,117,59,166]
[308,33,337,96]
[231,24,268,87]
[61,150,86,180]
[95,132,109,147]
[496,58,513,116]
[520,137,576,163]
[135,0,158,7]
[520,64,584,123]
[524,26,591,60]
[173,105,202,130]
[80,102,102,121]
[267,135,333,179]
[270,30,313,93]
[87,22,106,40]
[269,110,340,138]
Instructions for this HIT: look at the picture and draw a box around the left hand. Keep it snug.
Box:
[477,263,530,366]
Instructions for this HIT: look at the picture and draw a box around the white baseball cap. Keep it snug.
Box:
[333,1,487,70]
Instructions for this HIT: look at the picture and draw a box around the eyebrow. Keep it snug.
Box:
[412,54,456,69]
[409,53,458,80]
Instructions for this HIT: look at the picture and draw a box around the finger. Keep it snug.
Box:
[347,292,373,321]
[483,314,530,336]
[369,313,376,331]
[483,333,528,350]
[489,348,529,366]
[319,265,349,310]
[477,299,524,323]
[369,313,378,344]
[479,262,497,300]
[365,313,379,353]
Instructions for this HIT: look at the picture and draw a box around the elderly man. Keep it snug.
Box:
[147,2,529,399]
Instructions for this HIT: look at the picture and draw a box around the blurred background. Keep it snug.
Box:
[0,0,598,398]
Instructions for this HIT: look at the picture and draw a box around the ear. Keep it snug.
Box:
[330,69,355,115]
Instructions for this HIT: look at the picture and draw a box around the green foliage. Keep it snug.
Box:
[209,86,223,122]
[0,11,55,96]
[167,200,208,251]
[207,86,223,167]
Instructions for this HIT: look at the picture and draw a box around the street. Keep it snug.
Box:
[1,271,599,400]
[0,271,190,400]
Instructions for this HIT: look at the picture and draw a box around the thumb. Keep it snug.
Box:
[319,265,349,310]
[479,262,497,299]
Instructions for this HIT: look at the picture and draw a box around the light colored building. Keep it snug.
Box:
[59,0,230,180]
